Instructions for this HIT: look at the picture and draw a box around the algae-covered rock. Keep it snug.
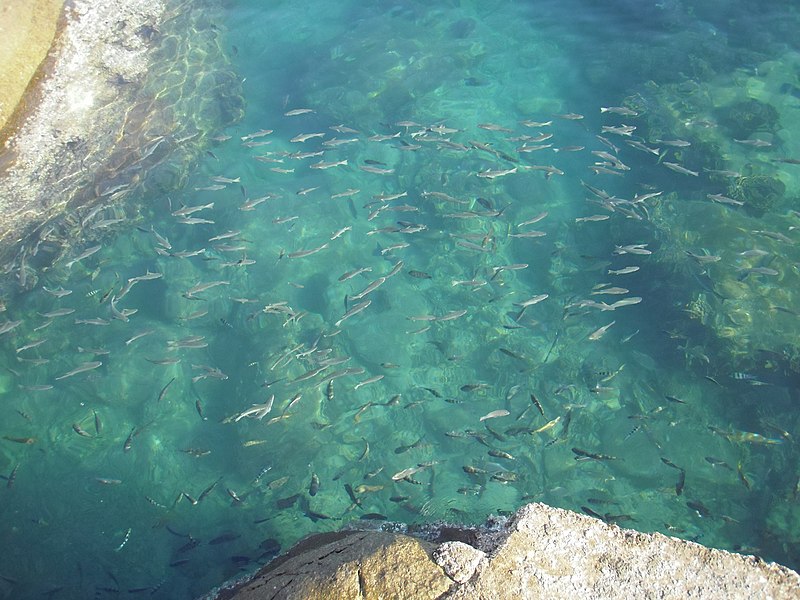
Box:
[718,98,780,138]
[730,175,786,216]
[671,138,724,176]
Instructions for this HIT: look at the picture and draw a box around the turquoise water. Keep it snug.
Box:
[2,0,800,597]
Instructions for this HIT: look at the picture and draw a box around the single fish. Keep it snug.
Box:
[675,470,686,496]
[3,436,35,444]
[477,167,517,179]
[601,106,638,116]
[608,266,639,275]
[183,280,230,299]
[514,294,549,308]
[288,243,329,259]
[64,245,102,270]
[588,321,615,340]
[479,409,510,422]
[0,320,23,336]
[531,416,561,434]
[157,378,176,403]
[663,162,699,176]
[572,448,617,461]
[335,300,371,327]
[488,449,515,460]
[123,427,136,452]
[290,132,325,143]
[310,159,348,169]
[125,329,155,346]
[43,286,73,298]
[6,464,19,488]
[338,267,372,282]
[284,108,315,116]
[15,339,48,353]
[38,308,75,318]
[354,375,384,390]
[55,361,102,380]
[72,422,92,438]
[392,466,423,481]
[687,500,712,518]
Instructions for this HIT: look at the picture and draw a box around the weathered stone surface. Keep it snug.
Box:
[433,541,486,584]
[447,503,800,600]
[214,503,800,600]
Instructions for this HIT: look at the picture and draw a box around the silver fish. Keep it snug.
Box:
[606,297,643,310]
[707,193,744,206]
[288,243,329,259]
[37,308,75,318]
[608,266,640,275]
[16,339,48,353]
[172,202,214,217]
[0,320,23,335]
[240,196,273,211]
[514,294,549,307]
[477,167,517,179]
[55,361,102,380]
[359,165,395,175]
[517,212,549,227]
[284,108,315,116]
[335,300,372,327]
[663,162,699,176]
[290,132,325,143]
[234,396,275,422]
[42,286,73,298]
[183,280,230,299]
[600,106,638,116]
[338,267,372,282]
[331,188,361,199]
[176,217,215,225]
[588,321,616,340]
[354,375,384,390]
[479,409,510,422]
[350,277,387,300]
[64,245,102,270]
[74,318,110,326]
[310,159,348,169]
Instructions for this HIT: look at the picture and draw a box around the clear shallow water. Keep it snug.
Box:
[2,0,800,597]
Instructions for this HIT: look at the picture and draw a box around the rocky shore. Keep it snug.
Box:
[0,0,243,283]
[208,503,800,600]
[0,0,64,136]
[0,0,165,268]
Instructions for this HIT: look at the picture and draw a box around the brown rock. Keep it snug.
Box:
[219,531,453,600]
[0,0,64,134]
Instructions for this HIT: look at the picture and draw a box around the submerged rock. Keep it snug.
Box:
[206,503,800,599]
[730,174,786,217]
[718,98,780,138]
